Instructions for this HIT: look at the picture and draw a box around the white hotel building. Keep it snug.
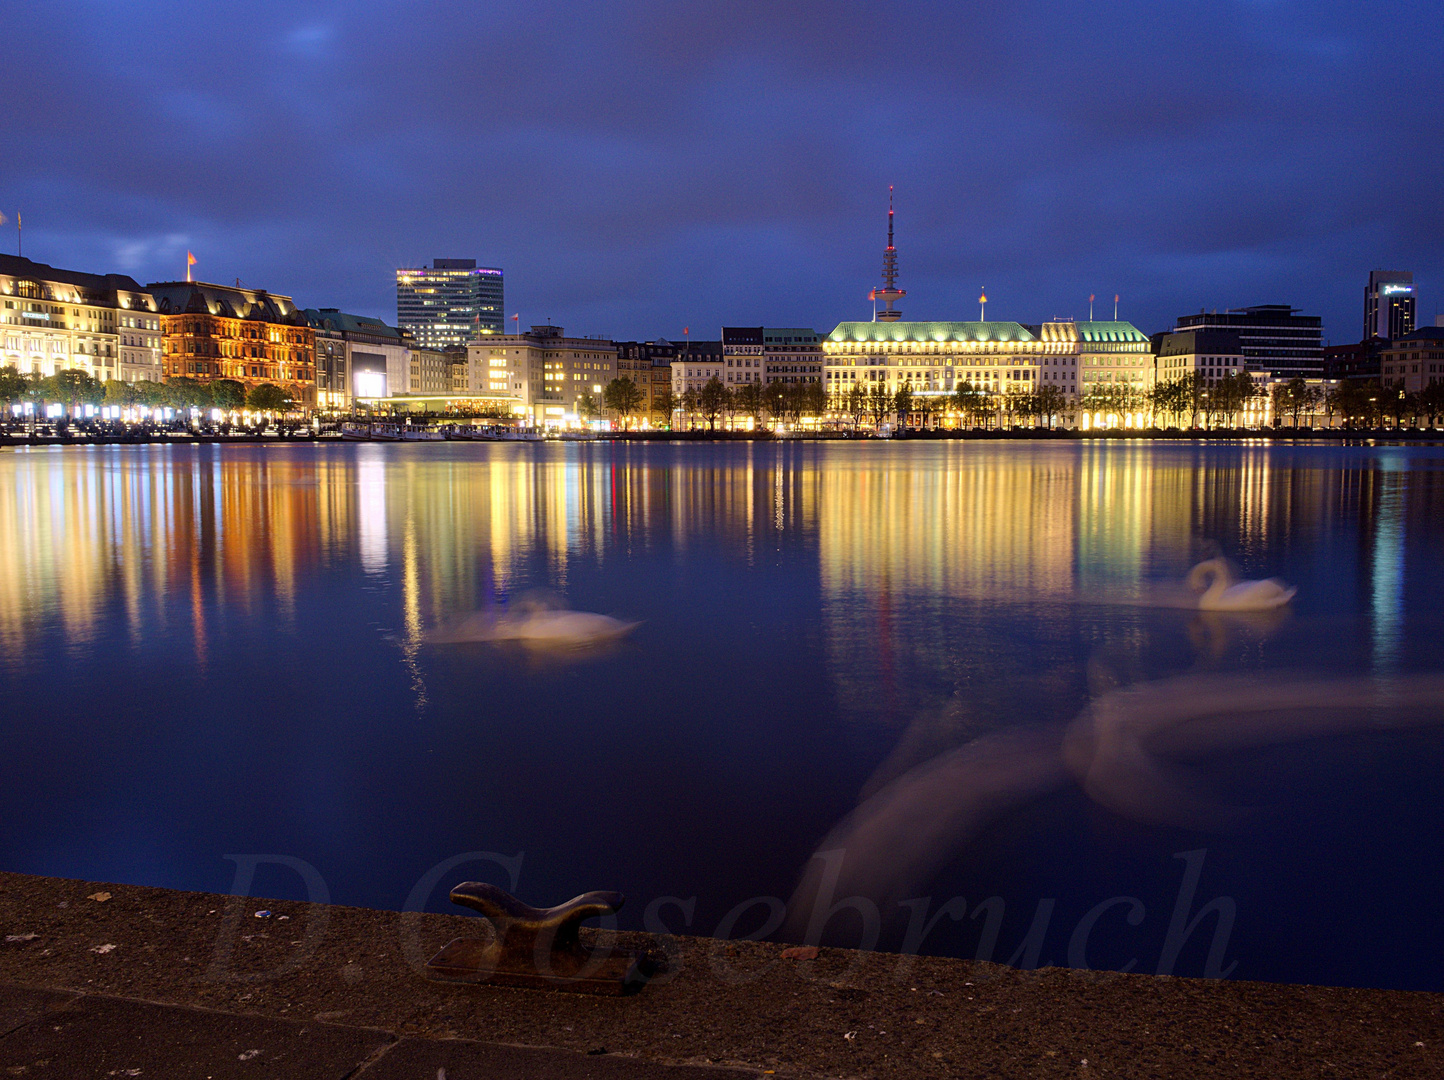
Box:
[0,255,163,384]
[823,319,1152,402]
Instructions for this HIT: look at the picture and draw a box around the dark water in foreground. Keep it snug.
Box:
[3,440,1443,990]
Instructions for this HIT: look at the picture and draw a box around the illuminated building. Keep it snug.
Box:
[149,281,316,407]
[1046,321,1154,398]
[304,308,407,409]
[1379,327,1444,393]
[763,329,824,385]
[396,259,504,348]
[722,327,763,385]
[0,254,162,383]
[671,340,724,395]
[614,340,681,423]
[1323,337,1385,382]
[467,324,616,427]
[1365,270,1415,341]
[408,345,459,395]
[1174,305,1323,378]
[824,321,1044,400]
[823,321,1151,404]
[1153,329,1245,387]
[823,204,1149,414]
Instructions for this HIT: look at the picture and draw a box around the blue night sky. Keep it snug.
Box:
[4,1,1442,343]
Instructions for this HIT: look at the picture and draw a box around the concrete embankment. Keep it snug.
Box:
[1,872,1440,1078]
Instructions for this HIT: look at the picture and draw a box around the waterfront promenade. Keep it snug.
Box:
[5,425,1444,448]
[2,872,1439,1078]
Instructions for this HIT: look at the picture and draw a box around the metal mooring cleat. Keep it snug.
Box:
[425,883,653,995]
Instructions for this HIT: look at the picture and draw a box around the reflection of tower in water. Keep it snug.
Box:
[1370,460,1406,675]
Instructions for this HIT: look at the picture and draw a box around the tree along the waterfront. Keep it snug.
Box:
[953,381,994,428]
[0,365,29,404]
[1208,371,1257,428]
[1326,381,1382,427]
[732,381,762,429]
[910,392,939,430]
[865,383,892,430]
[651,386,675,428]
[892,384,913,431]
[1421,382,1444,427]
[247,382,294,413]
[603,377,644,429]
[1080,384,1144,426]
[1149,374,1196,428]
[697,376,728,431]
[35,370,105,410]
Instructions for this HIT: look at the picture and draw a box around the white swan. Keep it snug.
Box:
[426,606,639,648]
[1186,558,1296,611]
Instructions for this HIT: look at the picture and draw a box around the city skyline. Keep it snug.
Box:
[1,2,1441,344]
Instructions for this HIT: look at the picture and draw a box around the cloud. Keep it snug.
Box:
[1,0,1441,336]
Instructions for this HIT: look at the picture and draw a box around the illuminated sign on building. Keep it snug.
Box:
[1382,284,1414,295]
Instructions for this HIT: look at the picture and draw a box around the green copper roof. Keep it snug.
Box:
[1073,321,1149,344]
[828,321,1038,344]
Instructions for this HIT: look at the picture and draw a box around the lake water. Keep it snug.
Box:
[3,440,1444,990]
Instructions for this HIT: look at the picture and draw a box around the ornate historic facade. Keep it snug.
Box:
[0,254,162,383]
[148,282,316,406]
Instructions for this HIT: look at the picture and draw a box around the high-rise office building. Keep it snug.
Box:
[395,259,503,349]
[1173,305,1323,379]
[1364,270,1415,341]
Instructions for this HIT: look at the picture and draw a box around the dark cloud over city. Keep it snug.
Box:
[4,0,1442,340]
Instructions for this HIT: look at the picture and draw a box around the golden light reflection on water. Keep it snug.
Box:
[0,441,1417,684]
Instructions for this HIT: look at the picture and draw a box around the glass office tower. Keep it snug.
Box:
[396,259,504,348]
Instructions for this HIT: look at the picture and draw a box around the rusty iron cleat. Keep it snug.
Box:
[425,882,654,995]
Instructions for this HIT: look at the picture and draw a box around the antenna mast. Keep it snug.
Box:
[873,186,906,322]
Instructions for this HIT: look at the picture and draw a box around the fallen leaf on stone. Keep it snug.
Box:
[781,946,819,960]
[91,943,117,954]
[6,933,39,943]
[238,1049,261,1061]
[88,892,112,903]
[843,1031,857,1041]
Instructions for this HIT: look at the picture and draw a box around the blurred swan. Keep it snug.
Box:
[784,672,1444,939]
[426,597,638,649]
[1187,558,1295,611]
[1062,672,1444,831]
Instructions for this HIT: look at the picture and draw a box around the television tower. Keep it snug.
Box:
[869,187,906,322]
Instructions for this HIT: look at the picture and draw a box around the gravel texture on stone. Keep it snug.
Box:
[2,871,1441,1078]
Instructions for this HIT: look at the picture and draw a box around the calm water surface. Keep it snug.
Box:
[3,441,1443,989]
